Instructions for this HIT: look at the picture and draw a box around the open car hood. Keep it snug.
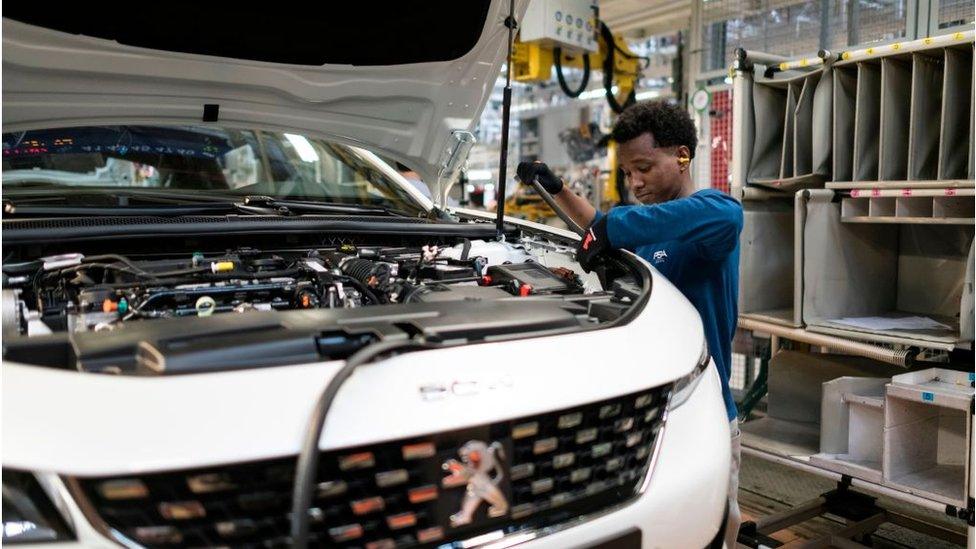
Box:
[2,1,524,203]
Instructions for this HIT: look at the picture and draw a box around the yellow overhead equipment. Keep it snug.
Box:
[507,17,644,220]
[512,19,642,113]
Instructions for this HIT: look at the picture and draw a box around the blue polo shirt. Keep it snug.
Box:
[601,189,742,420]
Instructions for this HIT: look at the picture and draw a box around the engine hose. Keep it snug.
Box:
[338,257,390,289]
[333,274,384,305]
[554,47,590,98]
[599,21,636,114]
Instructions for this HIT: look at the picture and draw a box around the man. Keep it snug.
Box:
[517,99,743,548]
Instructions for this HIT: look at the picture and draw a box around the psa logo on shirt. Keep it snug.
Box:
[652,250,668,265]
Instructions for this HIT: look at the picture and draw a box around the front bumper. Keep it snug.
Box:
[23,363,729,549]
[6,266,725,548]
[513,363,731,549]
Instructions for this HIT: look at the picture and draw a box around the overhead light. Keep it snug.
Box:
[635,90,661,101]
[577,87,610,100]
[283,133,319,163]
[467,169,493,181]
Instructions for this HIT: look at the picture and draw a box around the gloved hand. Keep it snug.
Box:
[516,161,563,195]
[576,215,610,273]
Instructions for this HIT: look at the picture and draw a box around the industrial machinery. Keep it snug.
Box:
[512,1,644,113]
[505,0,642,221]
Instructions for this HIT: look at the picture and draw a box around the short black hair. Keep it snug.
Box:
[611,100,697,159]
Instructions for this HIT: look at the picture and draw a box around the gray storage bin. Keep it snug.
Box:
[830,39,974,187]
[749,79,788,183]
[908,52,944,181]
[879,57,912,181]
[853,61,882,182]
[780,83,798,180]
[802,191,975,349]
[738,198,797,326]
[808,69,833,179]
[938,45,974,180]
[883,368,974,507]
[832,66,857,182]
[746,69,830,191]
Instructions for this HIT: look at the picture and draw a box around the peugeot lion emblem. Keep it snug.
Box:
[442,440,509,527]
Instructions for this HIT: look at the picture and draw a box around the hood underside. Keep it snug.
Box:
[2,1,525,199]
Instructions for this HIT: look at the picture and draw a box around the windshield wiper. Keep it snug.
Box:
[2,190,419,219]
[238,196,416,218]
[2,185,246,205]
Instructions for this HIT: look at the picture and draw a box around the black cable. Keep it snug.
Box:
[289,340,438,547]
[554,47,590,98]
[599,21,637,114]
[74,254,210,279]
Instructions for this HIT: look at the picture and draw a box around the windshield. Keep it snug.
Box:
[2,125,428,214]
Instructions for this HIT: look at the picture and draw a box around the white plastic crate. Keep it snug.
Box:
[740,351,909,459]
[812,377,889,483]
[883,368,974,507]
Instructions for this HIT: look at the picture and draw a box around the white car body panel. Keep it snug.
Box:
[3,265,704,475]
[22,356,730,549]
[2,0,528,197]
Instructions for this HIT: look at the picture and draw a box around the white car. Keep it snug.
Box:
[1,2,730,548]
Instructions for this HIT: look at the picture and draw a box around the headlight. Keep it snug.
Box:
[667,341,710,411]
[2,469,73,544]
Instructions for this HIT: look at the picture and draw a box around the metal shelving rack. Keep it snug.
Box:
[729,29,976,546]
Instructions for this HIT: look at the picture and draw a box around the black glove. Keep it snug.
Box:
[576,215,610,273]
[516,161,563,195]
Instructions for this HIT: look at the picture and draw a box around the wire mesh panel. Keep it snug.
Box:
[938,0,976,29]
[701,0,910,73]
[851,0,909,45]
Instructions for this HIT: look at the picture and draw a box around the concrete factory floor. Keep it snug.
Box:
[736,454,967,548]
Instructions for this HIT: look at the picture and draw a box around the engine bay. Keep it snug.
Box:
[1,228,652,376]
[3,239,595,337]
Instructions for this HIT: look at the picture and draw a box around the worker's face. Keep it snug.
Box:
[618,133,689,205]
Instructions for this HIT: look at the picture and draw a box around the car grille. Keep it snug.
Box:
[70,385,671,548]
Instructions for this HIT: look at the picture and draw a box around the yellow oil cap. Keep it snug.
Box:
[211,261,235,273]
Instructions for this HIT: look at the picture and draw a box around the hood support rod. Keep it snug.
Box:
[495,0,517,240]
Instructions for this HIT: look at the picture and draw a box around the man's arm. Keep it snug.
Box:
[553,188,597,229]
[606,191,743,259]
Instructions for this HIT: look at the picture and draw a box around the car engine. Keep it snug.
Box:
[2,240,587,336]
